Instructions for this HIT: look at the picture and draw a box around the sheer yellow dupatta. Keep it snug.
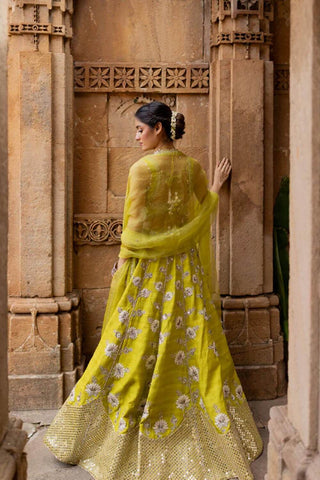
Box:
[103,152,221,333]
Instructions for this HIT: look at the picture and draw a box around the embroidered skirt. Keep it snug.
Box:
[44,247,263,480]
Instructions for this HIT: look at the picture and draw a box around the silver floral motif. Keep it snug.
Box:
[127,327,142,340]
[175,350,186,365]
[164,291,174,301]
[153,419,168,435]
[118,309,129,324]
[223,383,230,398]
[186,326,198,339]
[139,288,151,298]
[188,366,199,382]
[113,330,122,339]
[107,392,119,408]
[118,418,127,432]
[209,341,219,356]
[175,280,182,289]
[149,319,160,332]
[113,363,129,379]
[236,385,243,400]
[132,276,141,287]
[215,412,230,431]
[176,394,190,410]
[184,287,193,297]
[155,281,163,291]
[85,381,101,397]
[192,274,198,284]
[105,342,118,357]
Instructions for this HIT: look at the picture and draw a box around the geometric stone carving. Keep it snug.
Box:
[11,0,73,12]
[213,31,273,46]
[74,63,210,93]
[9,22,72,38]
[213,0,274,21]
[274,64,289,93]
[73,215,123,246]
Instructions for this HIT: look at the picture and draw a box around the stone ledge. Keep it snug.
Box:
[222,294,279,309]
[8,291,81,314]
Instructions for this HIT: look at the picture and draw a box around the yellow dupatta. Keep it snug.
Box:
[117,150,220,318]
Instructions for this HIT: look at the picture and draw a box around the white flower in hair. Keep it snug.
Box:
[170,111,178,139]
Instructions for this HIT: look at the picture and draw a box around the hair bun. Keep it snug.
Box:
[174,112,185,140]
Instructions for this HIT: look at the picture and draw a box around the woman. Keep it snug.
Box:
[44,101,263,479]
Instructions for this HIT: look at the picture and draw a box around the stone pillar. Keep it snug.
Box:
[267,0,320,477]
[7,0,83,409]
[210,0,285,399]
[0,1,28,478]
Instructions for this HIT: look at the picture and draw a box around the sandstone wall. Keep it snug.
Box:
[72,0,211,358]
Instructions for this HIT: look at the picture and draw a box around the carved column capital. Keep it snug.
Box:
[8,0,73,52]
[211,0,274,59]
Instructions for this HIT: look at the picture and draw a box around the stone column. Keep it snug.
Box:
[0,1,28,478]
[209,0,285,399]
[267,0,320,477]
[7,0,83,409]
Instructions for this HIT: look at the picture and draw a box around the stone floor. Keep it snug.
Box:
[12,395,287,480]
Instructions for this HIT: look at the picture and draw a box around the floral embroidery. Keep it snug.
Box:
[118,308,129,324]
[113,363,129,379]
[223,383,230,398]
[139,288,151,298]
[188,366,199,382]
[209,341,219,356]
[113,330,122,339]
[175,280,182,289]
[164,291,174,301]
[132,276,141,287]
[186,326,198,339]
[175,350,186,365]
[153,419,168,436]
[108,393,119,408]
[162,313,170,321]
[236,385,243,400]
[192,274,198,284]
[85,381,101,397]
[145,355,156,369]
[119,418,127,432]
[149,318,160,332]
[105,342,118,357]
[127,327,142,340]
[184,286,193,297]
[176,394,190,410]
[215,412,230,432]
[155,281,163,291]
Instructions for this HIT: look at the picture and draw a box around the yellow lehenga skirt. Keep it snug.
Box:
[44,247,263,480]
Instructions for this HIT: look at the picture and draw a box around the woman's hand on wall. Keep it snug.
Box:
[211,157,232,194]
